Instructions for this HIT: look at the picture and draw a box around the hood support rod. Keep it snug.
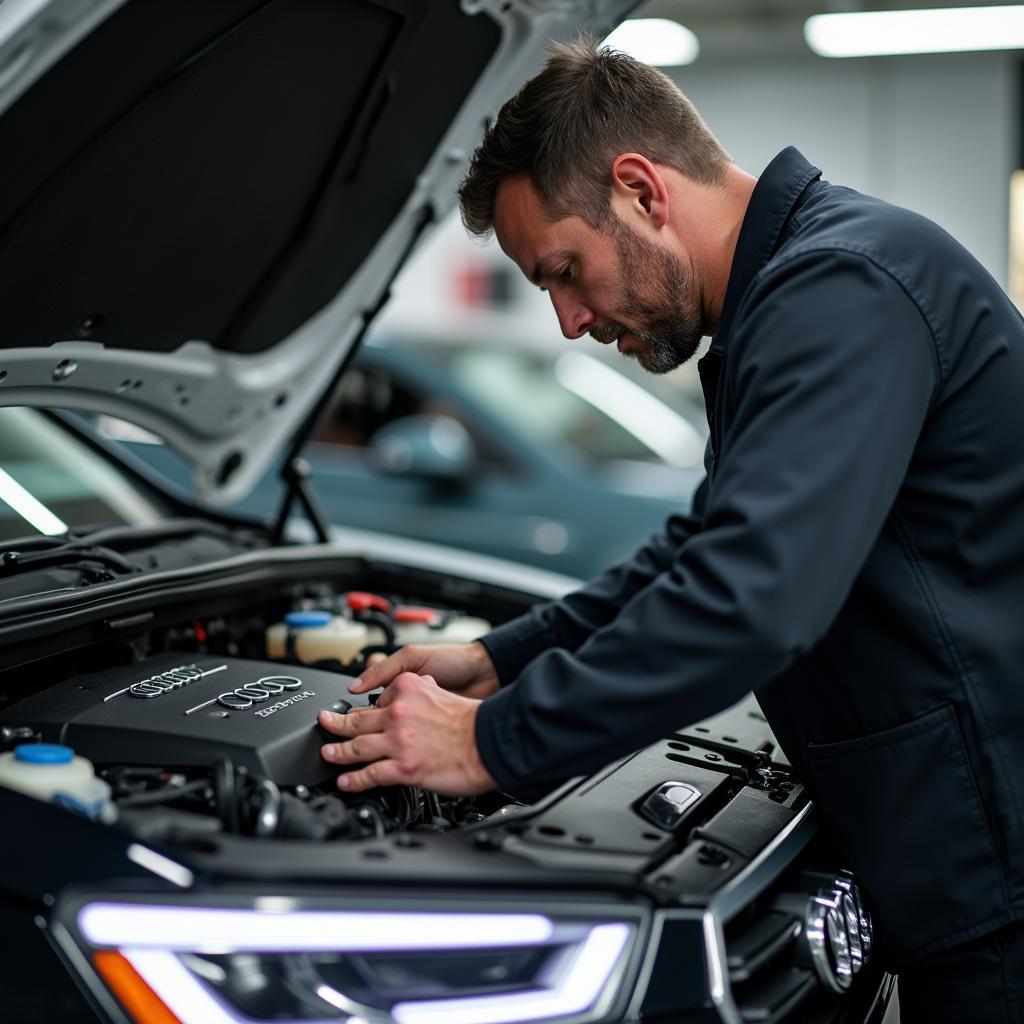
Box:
[269,203,435,546]
[271,457,331,545]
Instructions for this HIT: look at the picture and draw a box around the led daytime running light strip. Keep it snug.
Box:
[392,923,630,1024]
[121,951,252,1024]
[116,923,630,1024]
[82,905,633,1024]
[80,904,554,952]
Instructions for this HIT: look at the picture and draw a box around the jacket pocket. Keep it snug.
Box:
[807,703,1004,965]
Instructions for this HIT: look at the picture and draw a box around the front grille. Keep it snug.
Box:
[725,906,817,1023]
[722,866,878,1022]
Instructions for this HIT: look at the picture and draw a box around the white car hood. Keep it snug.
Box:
[0,0,637,505]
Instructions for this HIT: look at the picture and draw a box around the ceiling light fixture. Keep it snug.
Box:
[603,18,699,66]
[805,5,1024,58]
[0,466,67,535]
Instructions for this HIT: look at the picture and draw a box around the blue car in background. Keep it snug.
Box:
[104,334,708,579]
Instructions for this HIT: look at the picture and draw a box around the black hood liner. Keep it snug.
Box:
[0,0,498,354]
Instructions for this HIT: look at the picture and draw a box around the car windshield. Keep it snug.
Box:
[0,408,164,542]
[419,344,706,468]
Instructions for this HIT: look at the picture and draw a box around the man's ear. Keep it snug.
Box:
[610,154,669,230]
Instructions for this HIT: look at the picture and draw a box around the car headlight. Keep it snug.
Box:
[60,896,641,1024]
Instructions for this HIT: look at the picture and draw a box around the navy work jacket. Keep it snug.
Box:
[476,147,1024,966]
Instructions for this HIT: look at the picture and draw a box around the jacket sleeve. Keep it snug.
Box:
[479,472,709,684]
[475,249,940,793]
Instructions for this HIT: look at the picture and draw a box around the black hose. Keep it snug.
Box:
[214,759,239,833]
[356,610,396,646]
[116,778,209,808]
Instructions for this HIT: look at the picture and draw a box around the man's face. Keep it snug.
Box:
[493,174,704,374]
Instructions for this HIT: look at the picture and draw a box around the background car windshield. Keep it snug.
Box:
[421,344,704,467]
[0,408,164,541]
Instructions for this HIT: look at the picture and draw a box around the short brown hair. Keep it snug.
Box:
[458,34,730,236]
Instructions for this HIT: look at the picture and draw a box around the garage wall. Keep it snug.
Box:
[668,52,1020,285]
[379,48,1021,358]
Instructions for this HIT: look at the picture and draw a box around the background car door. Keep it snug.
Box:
[290,349,589,570]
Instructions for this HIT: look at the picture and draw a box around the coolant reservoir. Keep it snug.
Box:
[0,744,116,822]
[266,610,369,664]
[393,606,491,646]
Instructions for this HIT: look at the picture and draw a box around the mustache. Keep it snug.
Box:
[589,322,627,344]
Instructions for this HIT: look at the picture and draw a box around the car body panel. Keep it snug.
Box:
[0,0,640,506]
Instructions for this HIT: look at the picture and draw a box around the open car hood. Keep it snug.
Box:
[0,0,635,506]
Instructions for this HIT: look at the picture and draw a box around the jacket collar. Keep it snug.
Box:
[711,147,821,353]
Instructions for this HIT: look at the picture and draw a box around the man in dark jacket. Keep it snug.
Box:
[318,37,1024,1019]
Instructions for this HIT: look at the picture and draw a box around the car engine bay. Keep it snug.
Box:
[0,536,803,855]
[0,575,523,844]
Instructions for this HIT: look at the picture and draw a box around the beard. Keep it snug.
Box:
[590,218,704,374]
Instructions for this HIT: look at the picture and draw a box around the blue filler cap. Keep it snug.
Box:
[284,610,332,629]
[15,743,74,765]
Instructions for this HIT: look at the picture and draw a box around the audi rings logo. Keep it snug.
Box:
[804,871,874,992]
[115,665,307,717]
[127,664,207,699]
[215,676,304,710]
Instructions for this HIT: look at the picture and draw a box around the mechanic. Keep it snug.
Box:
[318,37,1024,1020]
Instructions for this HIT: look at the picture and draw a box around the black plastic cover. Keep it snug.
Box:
[0,654,367,785]
[517,741,732,856]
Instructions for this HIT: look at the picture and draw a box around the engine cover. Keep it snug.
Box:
[0,655,367,786]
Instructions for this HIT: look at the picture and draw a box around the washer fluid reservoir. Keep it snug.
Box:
[266,610,369,664]
[0,744,116,821]
[393,606,491,646]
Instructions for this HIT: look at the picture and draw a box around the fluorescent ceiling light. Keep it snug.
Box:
[0,466,67,535]
[603,18,699,66]
[805,5,1024,58]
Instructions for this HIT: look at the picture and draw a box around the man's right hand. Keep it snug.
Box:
[349,641,501,701]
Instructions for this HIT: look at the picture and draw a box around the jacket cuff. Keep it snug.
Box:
[478,613,553,686]
[474,686,522,793]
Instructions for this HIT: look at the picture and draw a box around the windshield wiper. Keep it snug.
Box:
[0,543,137,581]
[0,518,250,555]
[0,518,265,583]
[66,517,250,550]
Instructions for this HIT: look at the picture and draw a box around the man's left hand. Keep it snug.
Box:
[318,673,496,796]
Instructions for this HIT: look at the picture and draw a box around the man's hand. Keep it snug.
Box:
[349,641,500,701]
[319,672,496,796]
